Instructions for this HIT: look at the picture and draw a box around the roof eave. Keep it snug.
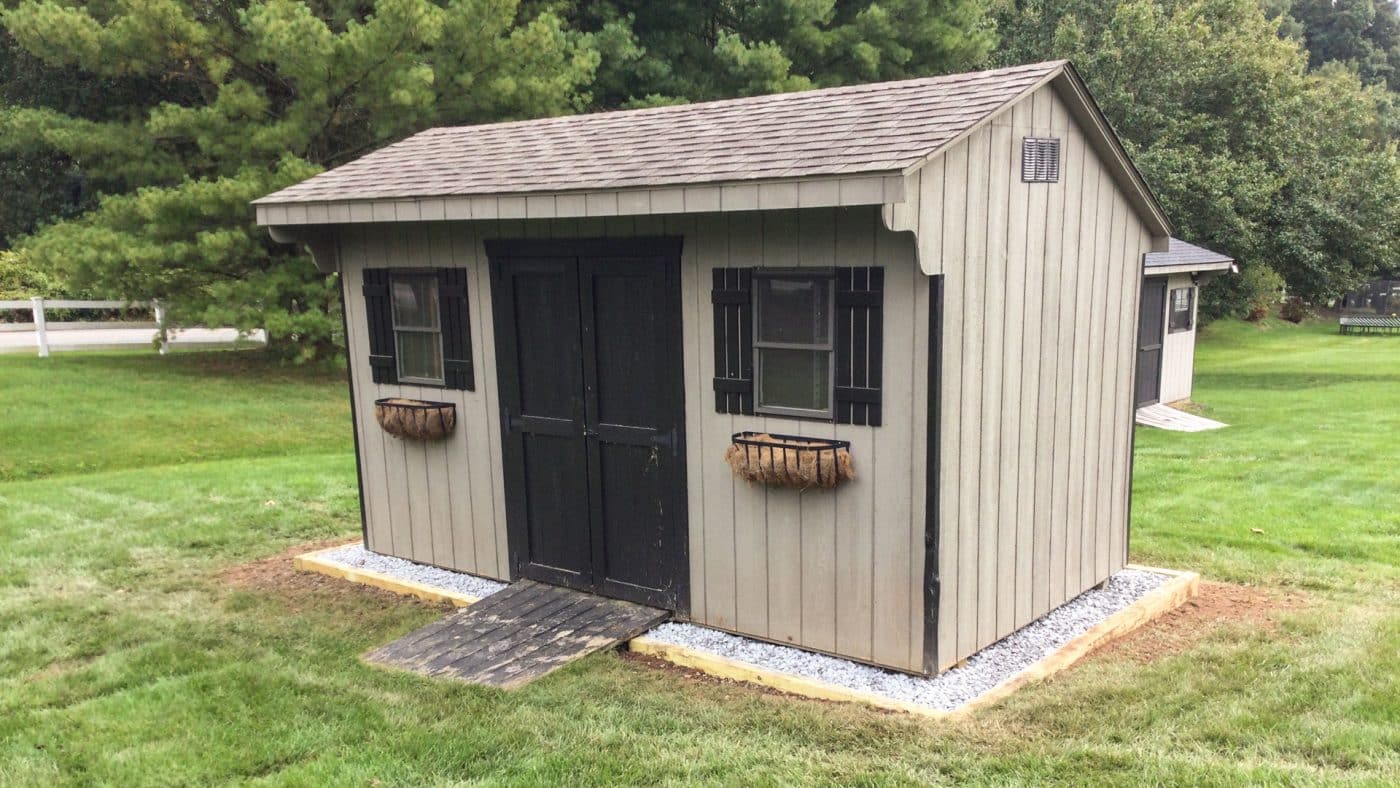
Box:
[1144,260,1236,276]
[253,172,907,227]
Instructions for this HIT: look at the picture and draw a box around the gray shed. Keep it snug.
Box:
[1136,239,1236,406]
[254,60,1173,675]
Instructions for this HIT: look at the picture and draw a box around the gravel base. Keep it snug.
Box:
[317,544,508,601]
[313,543,1166,712]
[645,568,1168,711]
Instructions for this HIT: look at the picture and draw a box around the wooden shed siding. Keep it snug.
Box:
[691,208,927,673]
[929,84,1152,669]
[340,208,928,673]
[1159,272,1198,402]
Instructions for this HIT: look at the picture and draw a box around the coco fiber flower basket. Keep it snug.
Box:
[725,432,855,490]
[374,398,456,441]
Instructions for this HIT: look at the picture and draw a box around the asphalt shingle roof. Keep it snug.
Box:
[1144,238,1234,270]
[255,61,1065,205]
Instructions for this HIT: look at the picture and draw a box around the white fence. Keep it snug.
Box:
[0,297,265,357]
[0,298,164,357]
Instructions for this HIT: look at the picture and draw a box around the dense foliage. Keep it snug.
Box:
[555,0,994,106]
[995,0,1400,318]
[0,0,601,360]
[2,0,1398,356]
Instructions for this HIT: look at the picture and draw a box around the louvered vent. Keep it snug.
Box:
[1021,137,1060,183]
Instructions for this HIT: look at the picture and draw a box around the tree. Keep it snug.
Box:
[1275,0,1400,91]
[1,1,599,360]
[993,0,1400,314]
[553,1,995,107]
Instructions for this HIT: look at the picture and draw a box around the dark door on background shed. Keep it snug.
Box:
[1136,277,1168,407]
[487,238,688,613]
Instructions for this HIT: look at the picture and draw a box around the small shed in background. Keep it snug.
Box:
[1136,239,1235,406]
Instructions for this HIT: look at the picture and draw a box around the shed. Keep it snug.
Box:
[254,60,1173,675]
[1136,239,1236,406]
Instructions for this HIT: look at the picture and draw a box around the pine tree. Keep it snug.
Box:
[1,0,599,360]
[555,0,995,107]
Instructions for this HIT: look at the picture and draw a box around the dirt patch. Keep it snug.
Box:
[1091,580,1305,665]
[219,539,448,613]
[619,650,840,707]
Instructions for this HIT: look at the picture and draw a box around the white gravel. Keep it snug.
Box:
[315,543,1166,712]
[644,568,1168,711]
[317,544,508,600]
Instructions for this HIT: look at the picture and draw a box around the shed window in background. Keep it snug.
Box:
[754,272,834,418]
[1169,286,1194,333]
[391,274,445,384]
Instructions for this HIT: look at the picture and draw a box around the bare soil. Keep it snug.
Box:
[219,538,448,613]
[1091,580,1305,665]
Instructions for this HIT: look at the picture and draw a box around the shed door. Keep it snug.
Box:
[1136,277,1167,407]
[489,239,688,612]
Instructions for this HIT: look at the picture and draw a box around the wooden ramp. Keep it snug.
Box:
[364,580,668,689]
[1135,403,1227,432]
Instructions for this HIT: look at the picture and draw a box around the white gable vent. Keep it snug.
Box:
[1022,137,1060,183]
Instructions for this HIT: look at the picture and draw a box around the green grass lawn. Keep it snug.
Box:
[1,329,1396,785]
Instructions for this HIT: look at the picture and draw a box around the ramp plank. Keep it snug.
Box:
[364,580,669,688]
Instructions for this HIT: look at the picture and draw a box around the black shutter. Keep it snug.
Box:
[711,267,754,414]
[835,266,884,425]
[438,267,475,391]
[362,268,397,384]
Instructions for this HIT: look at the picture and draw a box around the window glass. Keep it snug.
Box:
[1169,286,1194,332]
[396,331,444,382]
[391,274,444,383]
[392,277,440,329]
[757,348,830,412]
[756,277,831,345]
[754,272,834,417]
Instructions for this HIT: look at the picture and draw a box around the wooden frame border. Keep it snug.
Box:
[631,564,1198,719]
[295,545,1197,719]
[295,544,483,607]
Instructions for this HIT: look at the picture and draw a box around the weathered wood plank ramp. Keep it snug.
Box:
[364,580,669,689]
[1135,403,1227,432]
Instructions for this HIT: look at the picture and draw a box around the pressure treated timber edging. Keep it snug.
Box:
[293,546,1197,717]
[632,564,1199,719]
[294,544,482,607]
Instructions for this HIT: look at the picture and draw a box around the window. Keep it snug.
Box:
[1022,137,1061,183]
[391,274,444,384]
[753,271,834,418]
[1169,286,1194,333]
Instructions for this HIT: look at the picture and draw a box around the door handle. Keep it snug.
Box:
[650,427,678,457]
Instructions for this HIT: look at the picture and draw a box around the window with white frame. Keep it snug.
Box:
[390,274,445,384]
[1169,286,1194,333]
[753,271,834,418]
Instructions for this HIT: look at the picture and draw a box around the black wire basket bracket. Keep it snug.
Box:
[374,398,457,441]
[725,431,855,490]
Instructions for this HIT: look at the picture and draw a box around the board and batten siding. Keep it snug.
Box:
[1158,272,1198,403]
[916,82,1155,669]
[338,209,930,674]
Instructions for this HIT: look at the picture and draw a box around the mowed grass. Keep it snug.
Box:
[1,329,1397,784]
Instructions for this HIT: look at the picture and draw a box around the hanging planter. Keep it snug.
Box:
[725,432,855,490]
[374,398,456,441]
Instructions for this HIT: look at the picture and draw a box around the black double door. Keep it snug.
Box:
[1136,277,1167,407]
[487,238,688,612]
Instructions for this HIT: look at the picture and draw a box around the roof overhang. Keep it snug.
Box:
[1145,260,1238,277]
[254,173,905,228]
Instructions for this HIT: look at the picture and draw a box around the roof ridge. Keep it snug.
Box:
[416,60,1068,138]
